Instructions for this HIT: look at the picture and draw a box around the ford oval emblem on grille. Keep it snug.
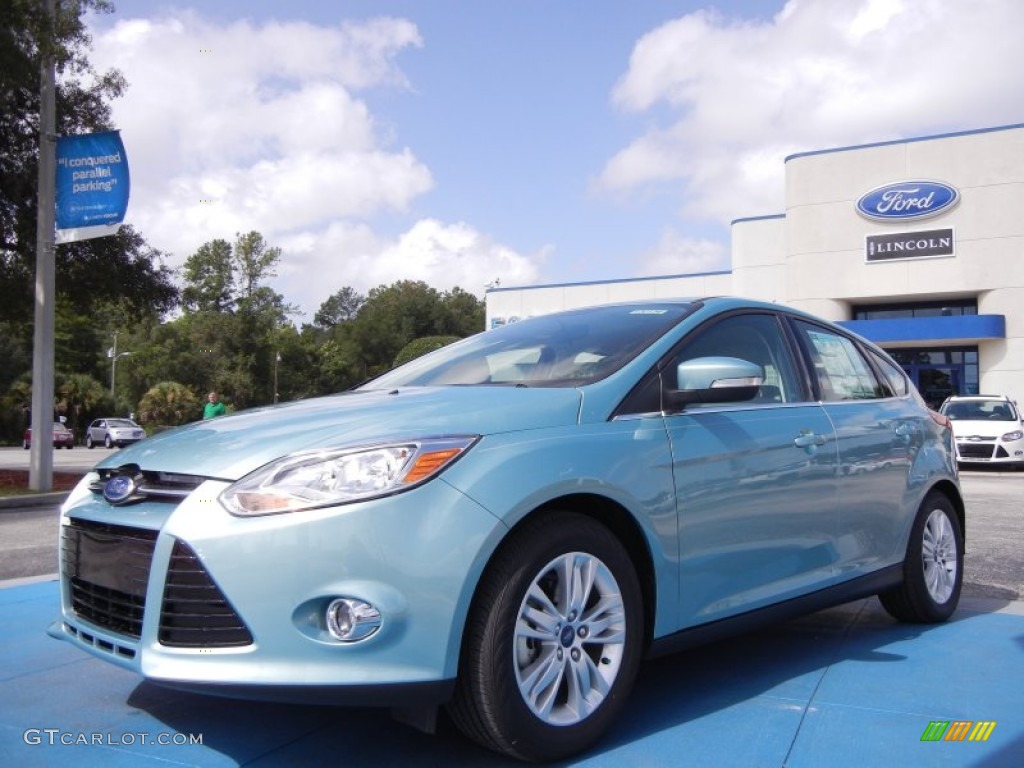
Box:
[103,475,137,504]
[856,180,959,222]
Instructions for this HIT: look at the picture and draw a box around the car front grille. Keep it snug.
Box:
[159,540,254,648]
[63,520,157,639]
[957,442,996,459]
[64,519,253,648]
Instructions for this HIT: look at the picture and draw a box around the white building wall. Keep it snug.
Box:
[731,216,787,304]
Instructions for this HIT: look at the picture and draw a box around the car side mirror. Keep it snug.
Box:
[665,356,765,411]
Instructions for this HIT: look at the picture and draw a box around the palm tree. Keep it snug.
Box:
[138,381,200,428]
[57,373,109,438]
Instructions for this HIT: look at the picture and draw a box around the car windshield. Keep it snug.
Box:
[106,419,138,428]
[942,399,1019,421]
[361,302,696,389]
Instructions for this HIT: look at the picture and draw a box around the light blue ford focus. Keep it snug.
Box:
[51,297,964,761]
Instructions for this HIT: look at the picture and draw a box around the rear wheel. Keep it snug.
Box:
[448,511,643,762]
[879,492,962,622]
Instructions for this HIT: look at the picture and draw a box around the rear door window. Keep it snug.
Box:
[793,321,886,401]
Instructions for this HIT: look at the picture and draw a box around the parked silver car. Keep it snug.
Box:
[84,418,146,449]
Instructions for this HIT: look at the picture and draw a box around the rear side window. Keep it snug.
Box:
[868,349,909,397]
[793,321,886,401]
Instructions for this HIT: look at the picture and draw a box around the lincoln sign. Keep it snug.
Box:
[866,228,954,262]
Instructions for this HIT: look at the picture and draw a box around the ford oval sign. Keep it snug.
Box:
[856,180,959,222]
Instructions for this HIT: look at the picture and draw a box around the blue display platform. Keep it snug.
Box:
[2,577,1021,767]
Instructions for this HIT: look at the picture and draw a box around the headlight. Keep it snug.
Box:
[1002,430,1023,441]
[220,435,478,516]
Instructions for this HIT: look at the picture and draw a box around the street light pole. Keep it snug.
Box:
[109,331,118,396]
[29,0,57,492]
[274,351,280,403]
[109,331,131,402]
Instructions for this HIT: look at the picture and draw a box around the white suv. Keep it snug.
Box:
[940,394,1024,469]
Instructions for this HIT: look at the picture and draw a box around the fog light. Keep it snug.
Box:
[326,598,381,642]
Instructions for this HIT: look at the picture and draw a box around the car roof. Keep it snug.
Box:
[945,394,1011,401]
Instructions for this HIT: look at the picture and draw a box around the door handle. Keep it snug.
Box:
[794,432,827,448]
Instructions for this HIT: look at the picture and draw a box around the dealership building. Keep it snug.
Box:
[486,123,1024,409]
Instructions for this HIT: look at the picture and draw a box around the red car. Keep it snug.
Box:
[23,423,75,449]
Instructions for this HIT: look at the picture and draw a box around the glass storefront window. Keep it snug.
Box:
[853,300,977,321]
[884,346,979,407]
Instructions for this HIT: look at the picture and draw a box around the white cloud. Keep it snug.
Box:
[600,0,1024,223]
[83,10,544,320]
[635,230,729,277]
[275,219,543,319]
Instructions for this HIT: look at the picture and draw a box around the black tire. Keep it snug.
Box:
[448,511,644,762]
[879,492,963,622]
[86,435,94,449]
[104,435,113,449]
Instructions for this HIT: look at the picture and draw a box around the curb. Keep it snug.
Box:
[0,492,69,510]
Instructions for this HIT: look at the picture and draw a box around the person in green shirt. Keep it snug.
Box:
[203,391,227,419]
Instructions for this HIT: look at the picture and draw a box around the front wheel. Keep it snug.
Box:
[86,435,94,449]
[104,435,113,449]
[448,511,644,762]
[879,492,963,622]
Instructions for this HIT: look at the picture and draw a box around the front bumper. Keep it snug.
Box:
[51,474,505,705]
[954,437,1024,466]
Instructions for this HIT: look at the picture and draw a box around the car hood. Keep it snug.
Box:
[96,386,584,480]
[948,418,1021,439]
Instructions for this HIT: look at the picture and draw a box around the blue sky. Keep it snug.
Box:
[84,0,1024,321]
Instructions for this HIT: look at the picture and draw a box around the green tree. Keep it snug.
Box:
[233,231,279,305]
[1,2,177,325]
[0,0,179,445]
[0,375,33,445]
[175,232,295,409]
[2,0,119,261]
[440,287,485,336]
[56,372,108,436]
[137,381,199,428]
[393,335,459,367]
[352,280,447,374]
[181,238,233,312]
[314,286,364,328]
[348,280,486,377]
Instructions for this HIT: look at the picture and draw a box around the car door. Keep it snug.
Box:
[661,312,840,627]
[790,319,925,577]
